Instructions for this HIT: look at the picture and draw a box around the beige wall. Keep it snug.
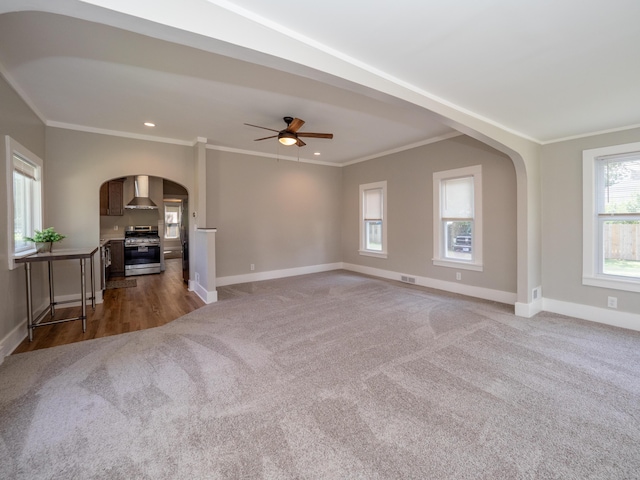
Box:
[206,149,343,278]
[342,135,518,293]
[0,74,46,344]
[541,127,640,315]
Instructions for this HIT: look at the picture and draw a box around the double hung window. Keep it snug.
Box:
[359,181,387,257]
[433,165,482,271]
[5,136,43,269]
[583,143,640,291]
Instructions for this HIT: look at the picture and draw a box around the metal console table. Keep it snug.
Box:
[16,247,98,341]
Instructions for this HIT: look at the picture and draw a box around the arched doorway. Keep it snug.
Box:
[99,174,190,282]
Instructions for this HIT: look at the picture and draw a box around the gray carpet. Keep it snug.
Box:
[1,270,640,479]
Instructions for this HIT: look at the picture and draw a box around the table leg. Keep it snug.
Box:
[24,262,33,342]
[90,252,95,309]
[80,258,87,333]
[48,261,55,317]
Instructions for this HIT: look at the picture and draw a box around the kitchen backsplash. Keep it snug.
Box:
[100,209,161,239]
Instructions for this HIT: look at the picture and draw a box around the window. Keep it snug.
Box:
[583,142,640,292]
[164,201,181,239]
[359,181,387,258]
[5,136,43,269]
[433,165,482,271]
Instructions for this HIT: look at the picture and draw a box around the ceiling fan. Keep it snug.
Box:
[245,116,334,147]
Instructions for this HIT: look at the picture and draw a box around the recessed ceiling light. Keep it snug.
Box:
[314,152,321,156]
[144,122,156,127]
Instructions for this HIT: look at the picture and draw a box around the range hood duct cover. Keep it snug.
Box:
[126,175,158,209]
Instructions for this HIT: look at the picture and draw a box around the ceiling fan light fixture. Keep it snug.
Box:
[278,131,297,146]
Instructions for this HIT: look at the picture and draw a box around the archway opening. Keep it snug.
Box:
[98,173,193,284]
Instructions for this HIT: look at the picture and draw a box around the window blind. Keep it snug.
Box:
[14,153,38,180]
[364,188,382,220]
[442,176,473,218]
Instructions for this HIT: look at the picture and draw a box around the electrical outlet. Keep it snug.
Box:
[607,296,617,309]
[456,272,461,281]
[195,272,200,283]
[250,264,255,271]
[113,225,118,231]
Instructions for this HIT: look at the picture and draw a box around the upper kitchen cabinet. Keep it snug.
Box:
[100,179,125,216]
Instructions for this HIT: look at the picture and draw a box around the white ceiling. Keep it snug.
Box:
[0,1,639,165]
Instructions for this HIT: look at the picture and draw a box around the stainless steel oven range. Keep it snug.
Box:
[124,225,161,276]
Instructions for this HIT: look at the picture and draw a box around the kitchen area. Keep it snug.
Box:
[12,174,199,354]
[100,175,189,290]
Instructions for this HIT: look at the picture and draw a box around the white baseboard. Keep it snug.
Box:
[543,298,640,332]
[0,320,26,362]
[515,298,544,318]
[216,263,344,287]
[342,263,517,306]
[0,299,48,362]
[193,281,218,304]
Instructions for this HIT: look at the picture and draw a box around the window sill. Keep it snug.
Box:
[583,275,640,293]
[359,250,388,259]
[432,258,483,272]
[10,248,37,270]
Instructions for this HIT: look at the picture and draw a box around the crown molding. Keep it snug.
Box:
[342,131,464,166]
[46,121,195,146]
[205,144,342,167]
[541,123,640,145]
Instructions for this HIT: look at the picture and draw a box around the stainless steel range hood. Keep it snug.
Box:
[125,175,158,209]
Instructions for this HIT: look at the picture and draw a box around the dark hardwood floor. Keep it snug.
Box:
[13,258,204,354]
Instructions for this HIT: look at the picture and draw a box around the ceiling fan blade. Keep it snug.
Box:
[254,135,278,141]
[296,132,334,139]
[296,138,306,147]
[288,118,305,132]
[245,123,280,133]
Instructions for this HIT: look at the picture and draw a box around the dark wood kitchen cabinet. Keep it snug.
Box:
[100,179,125,216]
[109,240,125,277]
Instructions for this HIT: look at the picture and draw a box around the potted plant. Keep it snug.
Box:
[24,227,66,253]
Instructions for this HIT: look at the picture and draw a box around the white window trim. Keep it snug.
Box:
[6,136,43,270]
[359,180,388,258]
[433,165,483,271]
[583,141,640,293]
